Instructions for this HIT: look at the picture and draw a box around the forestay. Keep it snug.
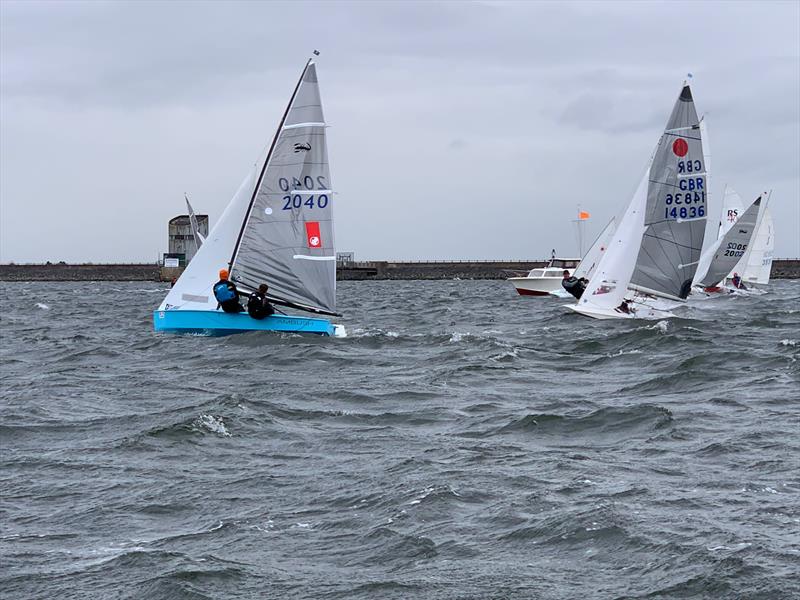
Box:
[230,61,336,315]
[698,195,761,287]
[629,85,707,301]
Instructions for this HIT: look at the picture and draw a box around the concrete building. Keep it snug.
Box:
[165,214,209,266]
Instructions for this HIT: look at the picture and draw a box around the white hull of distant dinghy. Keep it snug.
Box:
[565,303,675,320]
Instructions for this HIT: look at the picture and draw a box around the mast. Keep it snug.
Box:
[228,57,314,271]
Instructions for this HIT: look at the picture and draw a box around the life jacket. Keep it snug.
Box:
[213,281,235,302]
[247,291,274,319]
[247,291,264,310]
[562,276,586,298]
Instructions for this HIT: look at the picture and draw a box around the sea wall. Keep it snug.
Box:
[0,263,160,281]
[0,260,798,281]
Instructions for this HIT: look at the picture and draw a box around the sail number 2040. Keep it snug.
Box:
[282,194,329,210]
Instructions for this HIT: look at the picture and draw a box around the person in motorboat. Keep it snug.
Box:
[247,283,275,320]
[731,272,748,290]
[561,270,588,299]
[213,269,244,313]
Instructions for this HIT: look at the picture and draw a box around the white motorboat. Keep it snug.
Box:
[508,258,579,296]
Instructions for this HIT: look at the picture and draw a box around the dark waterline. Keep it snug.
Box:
[1,280,799,599]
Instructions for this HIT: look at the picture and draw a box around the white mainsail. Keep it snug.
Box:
[731,192,774,285]
[718,186,745,240]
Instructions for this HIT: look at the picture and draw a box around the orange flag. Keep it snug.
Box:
[578,211,590,220]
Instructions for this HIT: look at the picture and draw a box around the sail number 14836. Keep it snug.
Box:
[664,188,705,220]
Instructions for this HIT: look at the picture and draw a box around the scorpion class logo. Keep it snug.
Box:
[293,142,311,153]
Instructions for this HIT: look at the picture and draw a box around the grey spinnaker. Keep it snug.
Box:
[699,196,761,287]
[630,85,707,301]
[230,61,336,314]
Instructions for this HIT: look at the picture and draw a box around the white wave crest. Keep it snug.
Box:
[193,414,231,437]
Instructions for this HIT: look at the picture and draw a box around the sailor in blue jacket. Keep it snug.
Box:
[213,269,244,313]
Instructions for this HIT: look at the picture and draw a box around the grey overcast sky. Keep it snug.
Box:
[1,0,798,262]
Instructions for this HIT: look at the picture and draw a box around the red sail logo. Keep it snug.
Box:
[672,138,688,157]
[305,222,322,248]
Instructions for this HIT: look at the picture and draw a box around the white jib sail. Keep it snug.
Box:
[573,218,616,281]
[574,170,649,314]
[158,164,258,311]
[694,185,747,285]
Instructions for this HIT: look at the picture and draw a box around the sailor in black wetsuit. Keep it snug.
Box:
[561,269,588,300]
[731,272,748,290]
[213,268,244,313]
[247,284,275,320]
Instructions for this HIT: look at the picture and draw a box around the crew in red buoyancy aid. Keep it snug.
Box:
[731,272,747,290]
[213,269,244,313]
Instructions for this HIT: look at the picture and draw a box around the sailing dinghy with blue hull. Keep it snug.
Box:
[153,310,337,336]
[153,57,345,337]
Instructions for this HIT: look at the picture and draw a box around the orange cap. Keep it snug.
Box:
[219,269,229,280]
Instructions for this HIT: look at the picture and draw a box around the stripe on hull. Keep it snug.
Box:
[516,288,552,297]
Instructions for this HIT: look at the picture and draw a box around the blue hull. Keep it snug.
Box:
[153,309,336,336]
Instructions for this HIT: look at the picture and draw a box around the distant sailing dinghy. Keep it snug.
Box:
[568,84,708,320]
[694,192,763,292]
[728,191,774,290]
[154,58,345,337]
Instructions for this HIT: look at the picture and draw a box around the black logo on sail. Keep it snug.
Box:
[294,142,311,153]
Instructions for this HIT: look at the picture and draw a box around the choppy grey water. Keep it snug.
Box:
[1,280,799,600]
